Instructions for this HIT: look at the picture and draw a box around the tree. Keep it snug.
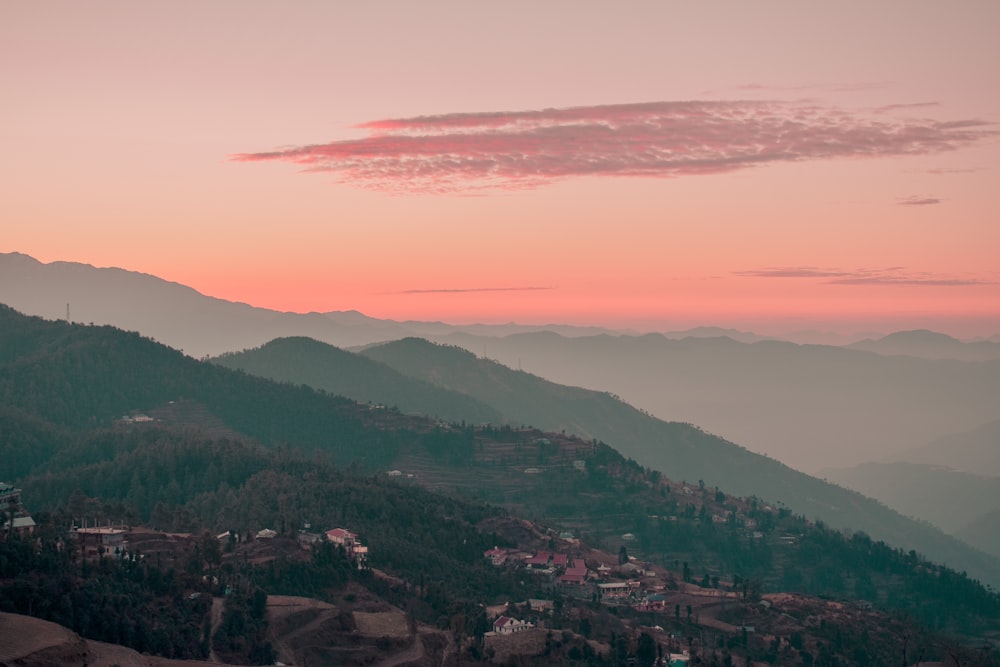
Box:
[618,544,629,565]
[636,632,657,667]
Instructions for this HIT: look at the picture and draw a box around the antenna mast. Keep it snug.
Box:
[66,303,71,323]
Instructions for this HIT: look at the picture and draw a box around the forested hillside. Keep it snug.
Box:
[359,337,1000,588]
[212,336,501,423]
[0,305,406,469]
[2,306,999,665]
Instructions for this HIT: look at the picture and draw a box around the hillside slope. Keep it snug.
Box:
[890,418,1000,476]
[822,462,1000,556]
[359,337,1000,586]
[211,336,501,424]
[0,304,408,469]
[433,330,1000,472]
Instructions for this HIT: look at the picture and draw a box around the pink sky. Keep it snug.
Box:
[3,1,998,337]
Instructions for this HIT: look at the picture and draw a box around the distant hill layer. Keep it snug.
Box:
[212,336,501,424]
[822,462,1000,555]
[847,329,1000,361]
[5,251,998,474]
[432,330,1000,471]
[0,304,408,470]
[889,418,1000,476]
[0,252,618,357]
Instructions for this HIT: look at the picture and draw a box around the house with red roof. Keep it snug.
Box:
[558,559,589,586]
[325,527,368,566]
[484,546,507,566]
[524,551,551,568]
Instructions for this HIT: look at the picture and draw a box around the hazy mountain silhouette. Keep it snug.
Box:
[956,509,1000,561]
[821,462,1000,557]
[0,252,618,357]
[847,329,1000,361]
[887,418,1000,476]
[431,331,1000,472]
[212,336,501,424]
[5,251,998,476]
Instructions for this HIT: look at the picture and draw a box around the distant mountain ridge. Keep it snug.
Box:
[821,420,1000,559]
[821,462,1000,546]
[848,329,1000,361]
[4,251,998,480]
[889,418,1000,476]
[431,330,1000,471]
[212,337,501,424]
[5,251,997,359]
[0,252,625,357]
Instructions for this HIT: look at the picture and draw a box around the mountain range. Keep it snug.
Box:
[4,251,999,476]
[430,330,1000,472]
[820,418,1000,559]
[5,251,1000,573]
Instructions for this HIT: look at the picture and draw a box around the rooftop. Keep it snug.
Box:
[72,526,127,535]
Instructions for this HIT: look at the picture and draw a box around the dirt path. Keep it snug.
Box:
[208,597,224,663]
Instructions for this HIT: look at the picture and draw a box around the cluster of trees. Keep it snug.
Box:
[212,587,274,665]
[0,531,211,659]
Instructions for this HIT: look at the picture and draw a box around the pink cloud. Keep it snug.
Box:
[920,167,986,175]
[738,266,991,286]
[873,102,940,114]
[897,196,942,206]
[735,267,852,279]
[398,286,552,294]
[233,100,995,193]
[736,82,891,93]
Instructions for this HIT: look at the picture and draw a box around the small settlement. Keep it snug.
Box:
[480,542,699,664]
[483,545,662,607]
[1,482,36,537]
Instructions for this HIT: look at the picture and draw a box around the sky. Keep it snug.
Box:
[3,1,999,338]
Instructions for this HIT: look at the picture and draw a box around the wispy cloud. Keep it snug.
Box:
[828,275,986,286]
[873,102,939,114]
[735,267,852,279]
[736,82,891,93]
[896,195,941,206]
[737,266,991,286]
[233,100,995,193]
[919,167,987,175]
[897,195,942,206]
[396,286,553,295]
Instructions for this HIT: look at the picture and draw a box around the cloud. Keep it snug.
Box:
[738,266,991,286]
[233,100,995,193]
[897,195,941,206]
[736,82,891,93]
[396,286,553,294]
[920,167,986,175]
[828,276,985,286]
[873,102,939,114]
[734,267,853,279]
